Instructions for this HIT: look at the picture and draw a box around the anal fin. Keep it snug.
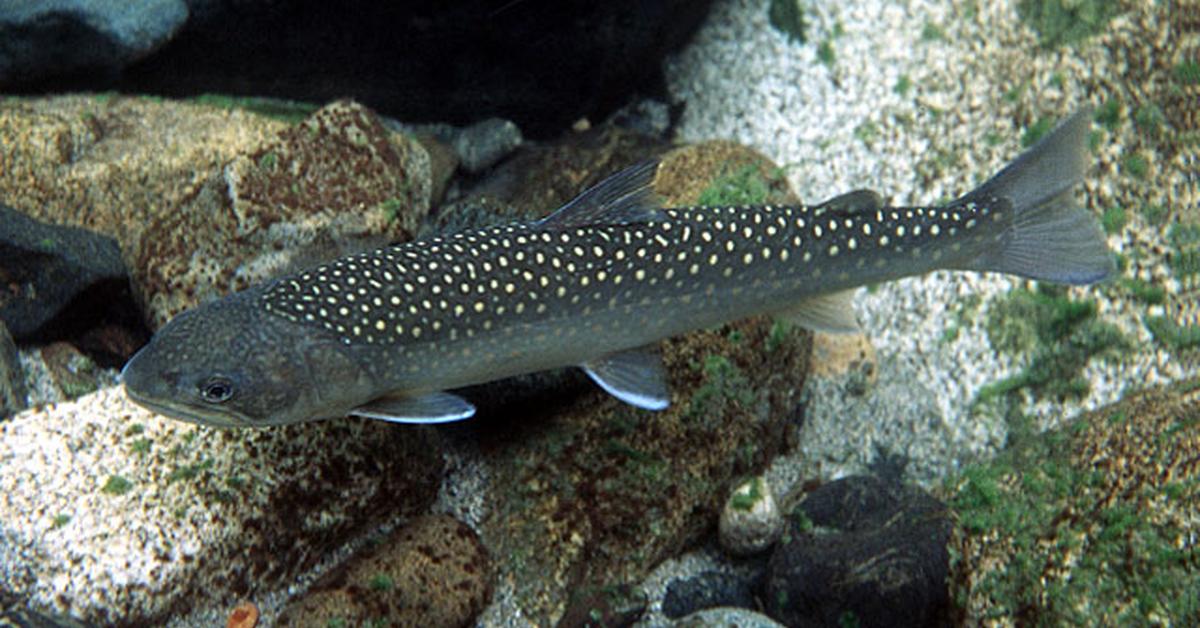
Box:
[581,345,670,410]
[349,392,476,424]
[776,290,861,333]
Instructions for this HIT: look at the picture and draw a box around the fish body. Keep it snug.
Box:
[122,109,1113,427]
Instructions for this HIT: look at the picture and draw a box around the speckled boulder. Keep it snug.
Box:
[132,99,431,327]
[278,514,492,627]
[0,388,444,625]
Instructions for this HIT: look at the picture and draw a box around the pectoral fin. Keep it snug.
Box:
[581,345,670,410]
[349,392,476,424]
[777,290,861,333]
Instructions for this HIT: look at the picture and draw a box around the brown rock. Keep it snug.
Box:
[279,514,492,628]
[132,99,432,327]
[39,341,103,400]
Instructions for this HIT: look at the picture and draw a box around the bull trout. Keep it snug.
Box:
[121,109,1112,427]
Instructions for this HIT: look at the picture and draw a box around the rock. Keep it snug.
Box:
[763,475,953,628]
[948,378,1200,625]
[662,571,757,619]
[451,118,523,174]
[0,606,94,627]
[606,98,673,139]
[112,2,716,138]
[556,582,646,628]
[38,342,104,401]
[389,117,521,176]
[0,203,126,339]
[0,94,286,270]
[0,387,444,625]
[278,514,491,628]
[673,607,787,628]
[407,132,459,206]
[224,601,257,628]
[131,99,432,327]
[719,476,784,556]
[0,0,187,84]
[0,323,27,419]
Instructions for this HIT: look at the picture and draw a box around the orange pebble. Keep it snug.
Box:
[227,601,259,628]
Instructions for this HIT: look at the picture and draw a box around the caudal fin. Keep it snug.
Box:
[956,108,1115,285]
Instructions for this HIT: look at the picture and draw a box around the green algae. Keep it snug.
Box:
[1122,152,1149,179]
[947,380,1200,624]
[101,475,132,496]
[768,0,808,44]
[729,477,766,511]
[1145,316,1200,351]
[921,21,945,42]
[1094,98,1122,131]
[980,287,1130,404]
[1099,206,1126,235]
[816,39,836,66]
[190,94,321,124]
[1017,0,1121,48]
[696,163,772,207]
[367,574,394,591]
[1021,117,1055,148]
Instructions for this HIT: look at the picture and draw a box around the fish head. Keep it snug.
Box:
[121,287,372,427]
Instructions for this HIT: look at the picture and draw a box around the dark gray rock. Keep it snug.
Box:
[0,322,27,418]
[0,204,127,339]
[0,0,187,84]
[607,99,673,139]
[389,117,523,175]
[662,570,757,619]
[764,475,953,628]
[557,582,646,628]
[452,118,523,173]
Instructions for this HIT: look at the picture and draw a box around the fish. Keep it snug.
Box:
[121,108,1113,428]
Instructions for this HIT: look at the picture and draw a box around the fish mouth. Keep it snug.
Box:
[122,384,249,429]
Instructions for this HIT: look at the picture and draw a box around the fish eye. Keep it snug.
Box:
[199,377,235,404]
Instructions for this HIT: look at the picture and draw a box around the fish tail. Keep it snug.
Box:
[954,108,1114,285]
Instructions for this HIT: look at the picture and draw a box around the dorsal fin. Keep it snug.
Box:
[814,189,883,214]
[538,159,664,228]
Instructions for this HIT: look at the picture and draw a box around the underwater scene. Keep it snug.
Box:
[0,0,1196,625]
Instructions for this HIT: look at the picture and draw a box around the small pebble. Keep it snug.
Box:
[719,476,783,556]
[226,601,258,628]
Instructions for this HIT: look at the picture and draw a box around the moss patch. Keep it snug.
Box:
[980,286,1130,405]
[696,163,773,207]
[1017,0,1122,48]
[190,94,321,124]
[768,0,808,44]
[946,378,1200,624]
